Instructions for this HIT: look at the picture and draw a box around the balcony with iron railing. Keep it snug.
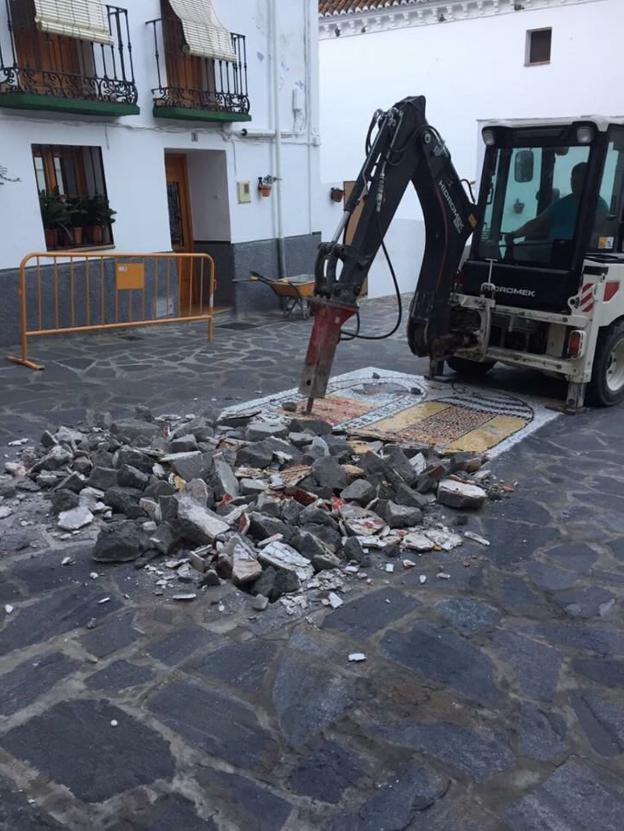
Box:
[147,14,250,123]
[0,1,139,116]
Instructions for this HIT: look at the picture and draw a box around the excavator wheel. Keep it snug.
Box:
[587,321,624,407]
[447,356,496,377]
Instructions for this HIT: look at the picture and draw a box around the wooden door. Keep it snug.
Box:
[165,154,195,310]
[344,180,368,297]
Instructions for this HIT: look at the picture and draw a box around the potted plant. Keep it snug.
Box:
[85,196,116,244]
[258,175,275,197]
[39,190,69,249]
[67,197,88,246]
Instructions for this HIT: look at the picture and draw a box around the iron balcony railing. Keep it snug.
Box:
[147,16,249,116]
[0,2,137,107]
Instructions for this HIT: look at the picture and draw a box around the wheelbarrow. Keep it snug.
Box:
[248,271,316,319]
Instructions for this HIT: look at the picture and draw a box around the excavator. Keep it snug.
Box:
[300,96,624,413]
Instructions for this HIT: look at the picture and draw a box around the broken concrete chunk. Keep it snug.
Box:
[139,497,161,522]
[235,443,273,470]
[111,418,161,444]
[149,522,177,555]
[55,471,86,494]
[240,478,269,496]
[93,520,142,562]
[161,451,212,483]
[403,532,434,553]
[341,478,375,505]
[114,446,154,474]
[289,418,333,436]
[55,426,86,446]
[252,594,269,611]
[41,430,58,449]
[289,431,315,448]
[424,527,463,551]
[104,487,147,519]
[437,479,487,510]
[249,512,290,542]
[185,478,210,507]
[312,552,341,572]
[212,456,239,499]
[258,541,314,581]
[170,434,198,453]
[38,445,73,471]
[88,466,118,490]
[117,465,149,490]
[51,488,80,514]
[176,496,229,545]
[304,436,330,461]
[200,569,221,587]
[339,503,386,537]
[245,420,289,442]
[0,506,13,519]
[464,530,490,546]
[58,505,93,531]
[416,461,452,493]
[379,500,423,529]
[383,445,418,486]
[410,452,427,476]
[312,456,347,491]
[229,536,263,586]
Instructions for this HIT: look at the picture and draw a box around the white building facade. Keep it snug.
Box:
[0,0,321,346]
[319,0,624,298]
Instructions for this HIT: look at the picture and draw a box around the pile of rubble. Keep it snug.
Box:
[1,404,506,609]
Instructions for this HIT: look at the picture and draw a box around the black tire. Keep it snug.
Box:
[587,321,624,407]
[447,356,496,377]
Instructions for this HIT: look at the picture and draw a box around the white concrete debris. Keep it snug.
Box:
[437,479,488,510]
[424,528,463,551]
[0,506,13,519]
[385,563,395,573]
[173,593,197,601]
[58,506,94,531]
[403,532,434,552]
[339,504,386,536]
[348,652,367,662]
[4,604,14,614]
[464,530,491,546]
[258,541,314,581]
[328,592,344,609]
[436,572,451,580]
[419,574,427,584]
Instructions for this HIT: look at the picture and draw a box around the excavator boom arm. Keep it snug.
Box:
[300,96,479,405]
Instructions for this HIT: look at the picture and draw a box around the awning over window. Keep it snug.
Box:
[33,0,113,45]
[168,0,237,63]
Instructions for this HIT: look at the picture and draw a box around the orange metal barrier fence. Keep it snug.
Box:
[7,251,216,370]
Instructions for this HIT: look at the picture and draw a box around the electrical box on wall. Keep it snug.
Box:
[237,181,252,204]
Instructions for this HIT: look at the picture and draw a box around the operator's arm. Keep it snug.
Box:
[508,213,550,239]
[507,205,553,240]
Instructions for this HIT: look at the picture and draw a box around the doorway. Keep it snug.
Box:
[165,153,195,311]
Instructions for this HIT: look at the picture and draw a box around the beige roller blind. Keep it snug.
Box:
[168,0,237,63]
[33,0,113,44]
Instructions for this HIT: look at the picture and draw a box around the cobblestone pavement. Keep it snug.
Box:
[1,298,624,830]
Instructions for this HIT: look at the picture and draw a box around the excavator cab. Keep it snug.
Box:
[452,119,624,409]
[460,121,624,312]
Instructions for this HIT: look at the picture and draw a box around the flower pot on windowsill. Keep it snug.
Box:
[259,184,272,197]
[71,227,84,246]
[44,227,59,249]
[86,225,105,244]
